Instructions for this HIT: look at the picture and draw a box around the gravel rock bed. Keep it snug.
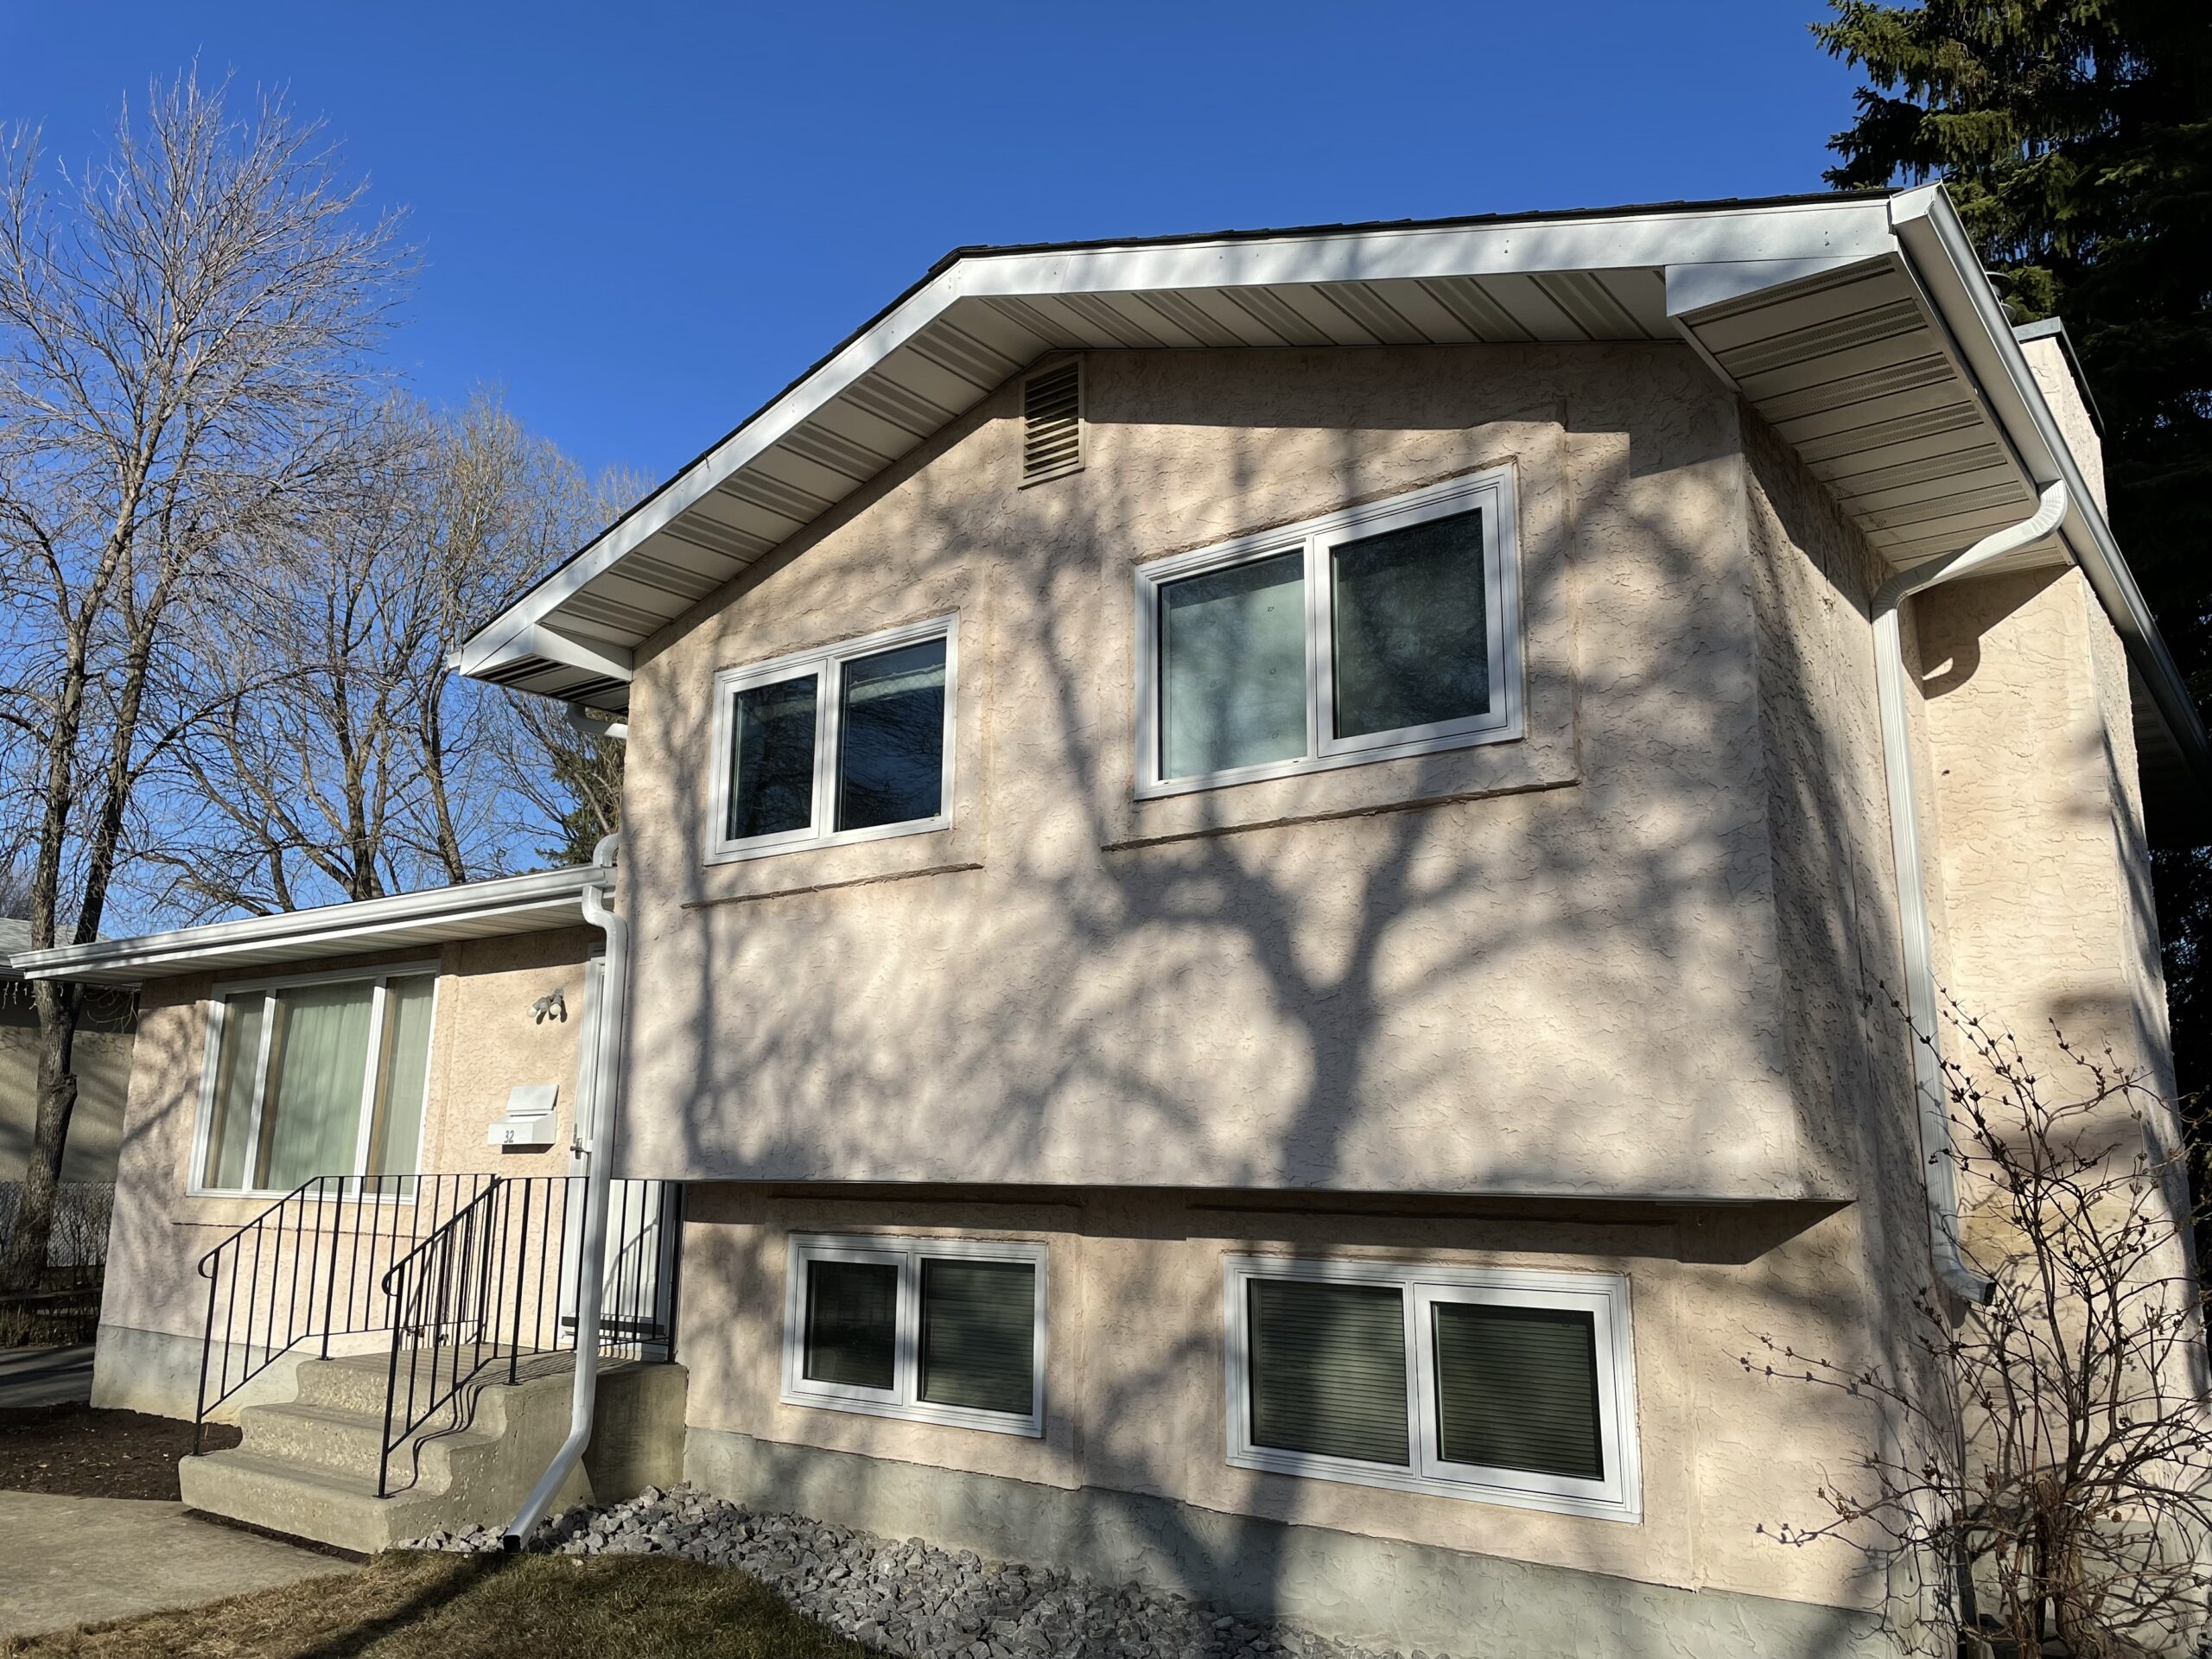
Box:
[408,1485,1440,1659]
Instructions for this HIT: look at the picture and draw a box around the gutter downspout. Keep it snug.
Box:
[505,830,626,1548]
[1873,480,2069,1306]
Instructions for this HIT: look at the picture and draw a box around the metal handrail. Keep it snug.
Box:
[189,1170,678,1485]
[372,1175,680,1497]
[191,1173,496,1450]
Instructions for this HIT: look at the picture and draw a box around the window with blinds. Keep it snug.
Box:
[784,1235,1046,1436]
[195,969,436,1196]
[1247,1279,1409,1466]
[1226,1259,1638,1521]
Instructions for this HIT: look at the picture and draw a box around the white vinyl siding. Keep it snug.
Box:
[781,1234,1046,1437]
[1135,471,1522,798]
[1223,1255,1639,1522]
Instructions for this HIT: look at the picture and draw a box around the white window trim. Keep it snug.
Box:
[188,961,442,1201]
[780,1231,1047,1438]
[1133,470,1522,799]
[706,613,959,865]
[1221,1254,1640,1522]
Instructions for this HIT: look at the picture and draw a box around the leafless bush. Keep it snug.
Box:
[1748,1001,2211,1657]
[0,1179,113,1272]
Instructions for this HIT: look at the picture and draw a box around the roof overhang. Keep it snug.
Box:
[8,867,598,988]
[1665,186,2209,835]
[459,187,2209,836]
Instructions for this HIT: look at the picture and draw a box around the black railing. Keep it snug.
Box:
[377,1176,679,1497]
[192,1173,680,1490]
[194,1174,499,1444]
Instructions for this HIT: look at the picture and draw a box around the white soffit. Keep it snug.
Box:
[10,868,596,987]
[457,194,1898,711]
[1670,254,2053,577]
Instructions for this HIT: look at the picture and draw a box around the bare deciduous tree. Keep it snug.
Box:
[1748,1001,2211,1658]
[499,694,626,869]
[0,73,404,1288]
[488,463,645,870]
[160,391,593,912]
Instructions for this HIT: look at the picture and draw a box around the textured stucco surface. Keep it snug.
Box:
[2020,335,2107,514]
[620,344,1823,1201]
[624,339,2177,1646]
[676,1187,1890,1623]
[93,925,598,1406]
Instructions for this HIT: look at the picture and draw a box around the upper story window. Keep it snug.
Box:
[708,615,957,863]
[1134,471,1522,798]
[195,966,436,1197]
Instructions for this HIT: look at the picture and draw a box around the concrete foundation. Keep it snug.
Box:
[92,1320,392,1422]
[684,1426,1895,1659]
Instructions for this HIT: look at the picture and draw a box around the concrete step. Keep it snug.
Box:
[234,1398,499,1487]
[179,1357,686,1554]
[181,1448,401,1557]
[289,1345,569,1417]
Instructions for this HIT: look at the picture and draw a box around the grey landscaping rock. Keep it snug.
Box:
[402,1486,1431,1659]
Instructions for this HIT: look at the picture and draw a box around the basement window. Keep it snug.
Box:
[194,965,437,1197]
[1134,471,1522,798]
[707,615,957,864]
[782,1233,1046,1437]
[1223,1256,1639,1521]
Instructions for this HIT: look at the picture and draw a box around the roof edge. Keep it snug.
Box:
[456,190,1908,688]
[10,866,598,986]
[1890,186,2212,816]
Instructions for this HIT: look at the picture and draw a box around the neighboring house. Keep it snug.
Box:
[13,186,2202,1656]
[0,918,136,1189]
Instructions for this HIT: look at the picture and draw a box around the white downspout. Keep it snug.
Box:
[505,830,626,1548]
[1873,480,2069,1306]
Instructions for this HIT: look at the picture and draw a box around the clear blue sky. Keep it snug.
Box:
[2,2,1866,493]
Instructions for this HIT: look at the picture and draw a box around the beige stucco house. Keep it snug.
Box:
[15,186,2204,1656]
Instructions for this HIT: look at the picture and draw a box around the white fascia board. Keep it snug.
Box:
[948,198,1897,298]
[12,867,597,985]
[461,198,1902,669]
[1888,188,2212,798]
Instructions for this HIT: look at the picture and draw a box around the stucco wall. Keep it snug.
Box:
[2019,335,2106,514]
[676,1186,1890,1628]
[1916,568,2171,1088]
[620,343,1832,1202]
[95,925,597,1381]
[0,987,136,1185]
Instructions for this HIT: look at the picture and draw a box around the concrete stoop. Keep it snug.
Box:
[180,1350,687,1555]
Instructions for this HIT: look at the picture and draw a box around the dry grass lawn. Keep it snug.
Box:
[0,1550,881,1658]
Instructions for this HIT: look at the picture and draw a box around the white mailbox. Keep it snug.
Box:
[487,1083,559,1148]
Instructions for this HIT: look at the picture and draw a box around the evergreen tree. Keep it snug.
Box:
[1817,1,2212,1094]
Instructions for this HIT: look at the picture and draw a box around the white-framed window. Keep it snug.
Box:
[192,964,440,1198]
[707,614,957,863]
[781,1233,1046,1437]
[1222,1255,1639,1522]
[1134,470,1522,798]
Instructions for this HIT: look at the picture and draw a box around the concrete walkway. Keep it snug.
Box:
[0,1491,357,1637]
[0,1344,94,1408]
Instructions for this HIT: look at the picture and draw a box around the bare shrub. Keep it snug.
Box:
[1749,1002,2211,1657]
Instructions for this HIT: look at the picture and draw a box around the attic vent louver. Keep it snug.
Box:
[1020,360,1083,486]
